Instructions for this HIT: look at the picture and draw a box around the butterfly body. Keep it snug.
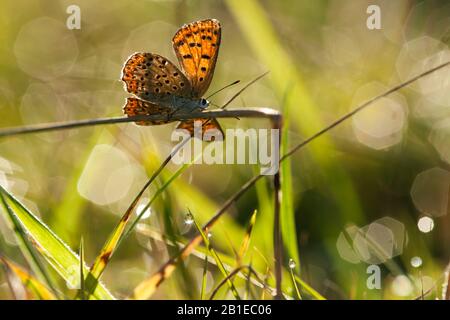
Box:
[121,19,222,135]
[156,95,209,113]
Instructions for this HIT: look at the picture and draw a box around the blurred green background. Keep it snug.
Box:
[0,0,449,299]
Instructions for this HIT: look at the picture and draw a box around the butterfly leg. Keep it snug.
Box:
[168,107,181,121]
[166,111,173,122]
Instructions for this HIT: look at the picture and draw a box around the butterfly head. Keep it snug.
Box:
[198,98,209,109]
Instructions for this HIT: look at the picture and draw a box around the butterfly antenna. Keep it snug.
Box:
[221,71,269,110]
[206,80,241,100]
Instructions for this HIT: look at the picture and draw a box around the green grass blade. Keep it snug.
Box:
[0,189,59,297]
[238,210,257,262]
[252,171,273,257]
[0,185,114,300]
[79,238,85,300]
[280,103,300,270]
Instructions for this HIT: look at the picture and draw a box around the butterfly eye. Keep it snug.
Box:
[201,98,208,106]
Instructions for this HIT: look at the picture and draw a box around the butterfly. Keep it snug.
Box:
[121,19,223,137]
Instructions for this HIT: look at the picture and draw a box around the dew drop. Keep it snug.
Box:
[288,258,296,269]
[410,256,422,268]
[184,212,194,225]
[417,216,434,233]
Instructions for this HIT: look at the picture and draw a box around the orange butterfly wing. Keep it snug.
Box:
[172,19,222,136]
[121,52,192,102]
[172,19,221,98]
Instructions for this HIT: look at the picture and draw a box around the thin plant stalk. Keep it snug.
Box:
[200,255,208,300]
[290,267,302,300]
[79,238,85,300]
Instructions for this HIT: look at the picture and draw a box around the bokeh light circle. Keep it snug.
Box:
[411,167,450,217]
[14,17,79,81]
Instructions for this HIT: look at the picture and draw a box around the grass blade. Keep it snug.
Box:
[252,171,273,257]
[0,255,56,300]
[0,189,59,297]
[79,238,85,300]
[238,210,257,263]
[280,102,300,270]
[0,185,114,300]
